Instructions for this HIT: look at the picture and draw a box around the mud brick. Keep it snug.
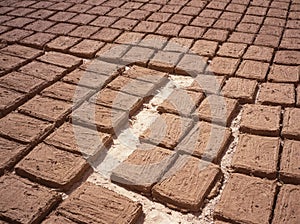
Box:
[255,34,280,48]
[282,107,300,140]
[265,17,286,27]
[92,28,122,42]
[19,61,65,81]
[0,137,27,175]
[195,95,239,127]
[0,174,60,223]
[122,46,155,66]
[208,57,240,76]
[297,85,300,107]
[0,53,26,74]
[240,104,281,136]
[176,121,231,163]
[57,182,142,223]
[214,173,276,224]
[46,23,77,35]
[7,8,35,16]
[175,54,208,76]
[141,3,162,11]
[268,8,287,18]
[221,77,258,103]
[152,155,221,212]
[226,3,247,13]
[111,143,177,194]
[236,23,260,33]
[243,45,274,62]
[69,39,104,58]
[0,112,52,143]
[41,81,91,103]
[38,51,82,69]
[164,37,193,53]
[24,20,54,32]
[185,75,226,95]
[148,12,171,22]
[31,1,54,8]
[46,36,80,52]
[191,16,216,27]
[160,4,181,13]
[139,34,168,50]
[69,25,99,38]
[62,68,111,89]
[140,113,193,149]
[21,32,56,49]
[19,95,72,122]
[0,87,25,116]
[112,18,138,31]
[45,122,112,157]
[80,59,123,77]
[286,20,300,30]
[157,89,204,116]
[280,37,300,50]
[42,215,77,224]
[179,26,205,39]
[259,25,283,36]
[200,9,222,18]
[228,32,254,44]
[134,21,160,33]
[149,51,182,72]
[169,14,192,25]
[203,29,229,42]
[273,184,300,223]
[246,6,267,16]
[207,1,227,10]
[86,16,116,27]
[4,17,34,28]
[274,50,300,65]
[279,139,300,184]
[115,32,145,45]
[48,2,74,10]
[217,43,246,58]
[220,12,243,22]
[156,23,182,37]
[16,143,89,191]
[191,40,218,58]
[90,88,143,115]
[257,82,295,106]
[214,221,231,224]
[87,6,111,15]
[122,65,168,84]
[48,11,76,22]
[68,13,96,25]
[0,72,46,95]
[236,60,269,81]
[213,19,238,31]
[231,134,279,178]
[127,9,151,20]
[26,9,55,19]
[1,44,42,60]
[96,43,130,63]
[178,6,200,15]
[268,65,299,83]
[72,101,128,134]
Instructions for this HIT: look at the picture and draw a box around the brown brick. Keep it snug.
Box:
[92,28,122,42]
[19,61,65,81]
[118,45,154,65]
[149,51,182,72]
[180,6,201,15]
[282,107,300,140]
[274,50,300,65]
[26,9,55,19]
[297,85,300,107]
[191,16,216,27]
[96,43,130,62]
[46,23,77,35]
[69,25,99,38]
[179,26,205,39]
[7,8,35,16]
[220,12,243,22]
[243,45,274,62]
[157,89,204,116]
[236,60,269,81]
[265,17,286,27]
[57,182,142,223]
[221,77,258,103]
[255,34,280,48]
[1,44,42,59]
[134,21,160,33]
[122,65,168,84]
[213,19,238,31]
[0,53,26,75]
[112,18,138,31]
[0,87,25,116]
[67,4,92,12]
[236,22,260,33]
[0,137,27,175]
[273,184,300,224]
[140,113,193,149]
[257,82,295,106]
[240,104,281,136]
[280,37,300,50]
[217,42,247,58]
[38,51,82,69]
[0,72,46,94]
[139,34,168,50]
[0,174,61,224]
[177,121,231,163]
[25,20,55,32]
[191,40,218,57]
[69,39,104,58]
[169,14,192,25]
[259,25,283,36]
[90,16,118,27]
[45,122,112,157]
[19,95,72,122]
[152,155,221,212]
[200,9,222,18]
[185,75,226,95]
[16,143,90,191]
[268,65,299,83]
[48,2,73,10]
[164,37,193,52]
[87,6,111,15]
[175,54,208,76]
[115,32,145,45]
[279,139,300,184]
[228,32,254,44]
[90,88,143,115]
[42,215,77,224]
[49,11,76,22]
[41,81,91,103]
[160,4,181,13]
[203,29,229,42]
[0,28,33,42]
[214,173,276,224]
[208,57,240,76]
[20,32,56,49]
[68,13,96,25]
[156,23,182,37]
[148,12,171,22]
[72,101,128,134]
[111,143,177,195]
[231,134,280,178]
[195,95,239,127]
[80,59,123,77]
[46,36,80,52]
[127,9,151,20]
